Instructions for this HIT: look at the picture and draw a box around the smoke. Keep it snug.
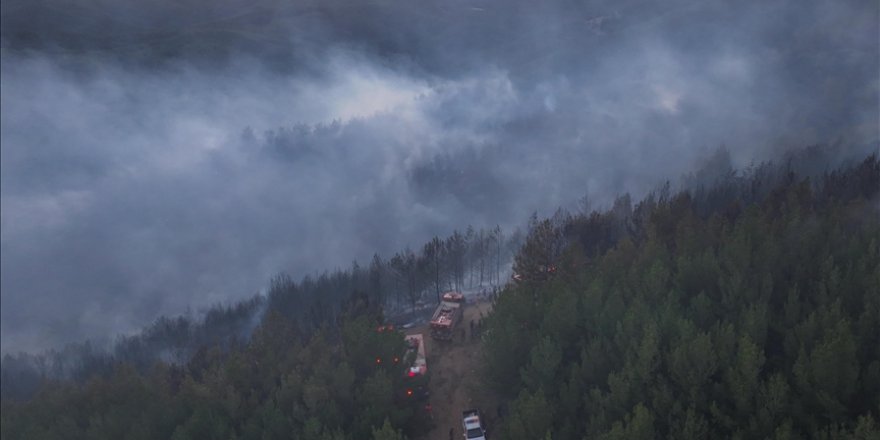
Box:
[1,0,877,352]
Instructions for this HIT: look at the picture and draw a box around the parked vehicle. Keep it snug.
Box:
[461,409,487,440]
[404,334,427,377]
[429,292,464,340]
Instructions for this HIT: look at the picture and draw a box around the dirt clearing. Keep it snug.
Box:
[407,299,498,440]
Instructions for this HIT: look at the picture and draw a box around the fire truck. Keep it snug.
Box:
[402,333,429,401]
[429,292,464,340]
[404,334,427,377]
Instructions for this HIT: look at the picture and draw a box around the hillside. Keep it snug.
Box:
[483,154,880,438]
[1,151,878,439]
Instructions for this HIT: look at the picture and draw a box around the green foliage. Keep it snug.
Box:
[599,403,655,440]
[520,336,562,393]
[485,155,880,438]
[0,309,419,439]
[372,418,406,440]
[502,389,554,440]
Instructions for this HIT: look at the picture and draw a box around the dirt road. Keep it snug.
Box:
[407,299,498,440]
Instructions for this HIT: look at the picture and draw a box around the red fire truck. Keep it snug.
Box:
[429,292,464,340]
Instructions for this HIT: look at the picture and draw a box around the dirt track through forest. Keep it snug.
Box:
[407,299,497,440]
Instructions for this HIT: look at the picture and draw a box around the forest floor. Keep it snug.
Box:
[407,298,500,440]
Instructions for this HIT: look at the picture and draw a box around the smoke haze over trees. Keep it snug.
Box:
[1,0,877,356]
[1,222,520,402]
[3,148,878,439]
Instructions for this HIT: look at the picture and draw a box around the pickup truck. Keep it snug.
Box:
[461,409,487,440]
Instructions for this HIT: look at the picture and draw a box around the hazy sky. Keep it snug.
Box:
[1,0,877,353]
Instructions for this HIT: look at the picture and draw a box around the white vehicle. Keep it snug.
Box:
[462,409,487,440]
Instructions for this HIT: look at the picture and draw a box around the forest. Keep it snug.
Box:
[1,148,878,439]
[484,152,880,439]
[1,222,519,438]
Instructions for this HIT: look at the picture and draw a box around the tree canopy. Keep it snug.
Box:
[484,154,880,439]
